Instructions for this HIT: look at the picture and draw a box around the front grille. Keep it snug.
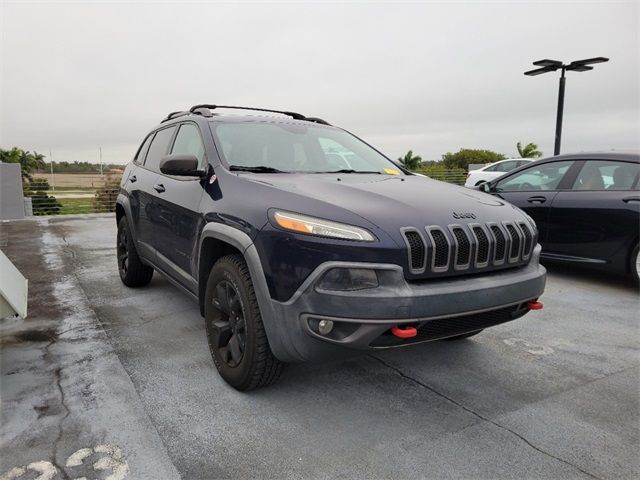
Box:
[370,303,529,347]
[413,305,525,342]
[490,225,507,263]
[402,230,426,271]
[429,228,450,269]
[402,220,536,277]
[472,226,490,265]
[519,222,534,259]
[505,223,521,261]
[452,227,471,267]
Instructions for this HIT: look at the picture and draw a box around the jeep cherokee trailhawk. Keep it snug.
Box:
[116,104,546,390]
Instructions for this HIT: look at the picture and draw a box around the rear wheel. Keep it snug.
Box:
[444,329,483,341]
[204,254,284,391]
[631,244,639,285]
[116,217,153,287]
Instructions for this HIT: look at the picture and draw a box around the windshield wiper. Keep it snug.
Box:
[321,169,382,174]
[229,165,286,173]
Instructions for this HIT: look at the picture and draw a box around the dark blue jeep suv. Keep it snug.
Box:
[116,104,546,390]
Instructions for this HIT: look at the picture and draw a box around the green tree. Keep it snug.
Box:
[0,147,47,182]
[441,149,506,170]
[398,150,423,170]
[24,178,61,215]
[516,141,543,158]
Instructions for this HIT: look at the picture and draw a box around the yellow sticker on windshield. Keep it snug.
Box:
[384,168,400,175]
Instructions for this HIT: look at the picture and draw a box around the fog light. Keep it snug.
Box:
[318,319,334,335]
[317,268,379,291]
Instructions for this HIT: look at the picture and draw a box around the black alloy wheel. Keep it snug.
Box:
[209,279,247,368]
[204,254,284,390]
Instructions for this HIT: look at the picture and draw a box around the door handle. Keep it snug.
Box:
[527,196,547,204]
[622,196,640,203]
[129,175,137,183]
[153,184,166,193]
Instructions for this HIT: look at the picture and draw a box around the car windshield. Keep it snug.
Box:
[210,121,403,174]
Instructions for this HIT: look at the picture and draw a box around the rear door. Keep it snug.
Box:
[545,159,640,266]
[152,122,207,290]
[492,160,577,242]
[133,126,177,261]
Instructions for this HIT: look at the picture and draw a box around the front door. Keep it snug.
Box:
[492,160,576,242]
[152,122,207,291]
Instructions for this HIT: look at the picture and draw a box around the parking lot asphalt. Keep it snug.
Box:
[1,214,638,479]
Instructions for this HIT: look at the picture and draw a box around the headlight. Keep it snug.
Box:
[317,268,379,291]
[273,211,375,241]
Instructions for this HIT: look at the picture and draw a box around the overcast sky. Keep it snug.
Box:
[1,1,638,165]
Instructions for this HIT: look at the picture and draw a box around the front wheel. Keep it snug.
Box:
[204,254,284,391]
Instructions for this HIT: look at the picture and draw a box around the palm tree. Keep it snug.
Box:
[0,147,47,182]
[398,150,423,170]
[517,142,543,158]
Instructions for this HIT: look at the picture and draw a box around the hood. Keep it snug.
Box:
[243,173,528,232]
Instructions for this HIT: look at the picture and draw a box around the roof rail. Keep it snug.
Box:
[161,111,189,123]
[161,105,331,125]
[303,117,331,126]
[188,104,331,125]
[189,104,306,120]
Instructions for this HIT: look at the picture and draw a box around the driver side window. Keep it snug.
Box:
[496,161,574,192]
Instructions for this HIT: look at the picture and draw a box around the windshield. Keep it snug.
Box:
[210,121,403,174]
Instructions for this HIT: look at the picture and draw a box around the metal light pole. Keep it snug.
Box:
[524,57,609,155]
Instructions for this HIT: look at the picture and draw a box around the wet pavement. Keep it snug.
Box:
[1,214,638,479]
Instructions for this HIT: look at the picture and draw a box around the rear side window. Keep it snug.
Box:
[171,124,206,165]
[144,127,176,171]
[134,134,153,165]
[494,161,518,172]
[496,161,574,192]
[572,160,640,191]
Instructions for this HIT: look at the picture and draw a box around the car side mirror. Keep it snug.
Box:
[159,154,205,177]
[477,182,493,193]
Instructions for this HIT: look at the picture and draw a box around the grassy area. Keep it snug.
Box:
[47,187,97,194]
[58,197,112,214]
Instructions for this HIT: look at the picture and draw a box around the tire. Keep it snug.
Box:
[116,217,154,287]
[204,254,284,391]
[631,244,640,285]
[475,181,486,186]
[444,329,483,341]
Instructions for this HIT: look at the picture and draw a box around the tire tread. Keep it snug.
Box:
[209,254,284,391]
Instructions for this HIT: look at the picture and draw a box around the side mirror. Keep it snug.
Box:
[159,154,205,177]
[476,182,492,193]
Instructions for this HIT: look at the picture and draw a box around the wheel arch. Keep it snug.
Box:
[198,236,243,315]
[115,194,132,228]
[197,224,260,316]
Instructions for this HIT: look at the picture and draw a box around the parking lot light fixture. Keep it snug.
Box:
[524,57,609,155]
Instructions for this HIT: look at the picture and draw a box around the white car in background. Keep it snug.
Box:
[464,158,534,187]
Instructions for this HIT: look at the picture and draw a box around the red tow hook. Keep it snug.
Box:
[391,325,417,338]
[528,300,544,310]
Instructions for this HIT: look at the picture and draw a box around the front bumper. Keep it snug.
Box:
[266,245,546,362]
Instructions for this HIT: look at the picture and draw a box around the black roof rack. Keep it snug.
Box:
[161,111,190,123]
[161,105,331,125]
[303,117,331,126]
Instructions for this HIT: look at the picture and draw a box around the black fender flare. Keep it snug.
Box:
[197,224,299,362]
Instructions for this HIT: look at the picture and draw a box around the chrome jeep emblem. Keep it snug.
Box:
[453,212,476,219]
